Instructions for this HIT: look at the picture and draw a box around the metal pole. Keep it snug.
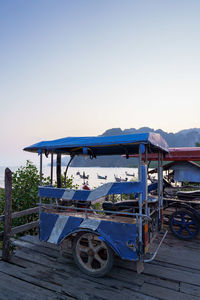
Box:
[56,154,62,188]
[144,146,148,216]
[160,152,163,229]
[50,152,53,185]
[138,145,142,181]
[40,153,43,186]
[39,153,43,213]
[158,151,162,230]
[138,145,143,256]
[160,152,163,207]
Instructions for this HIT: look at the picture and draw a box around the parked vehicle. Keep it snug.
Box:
[128,147,200,240]
[24,132,169,277]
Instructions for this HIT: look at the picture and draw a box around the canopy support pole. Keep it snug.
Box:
[39,153,43,213]
[158,151,163,230]
[56,154,62,188]
[144,146,148,216]
[50,152,53,185]
[138,145,143,257]
[40,153,43,186]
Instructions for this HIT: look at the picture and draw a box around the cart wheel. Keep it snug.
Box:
[72,232,114,277]
[169,210,199,240]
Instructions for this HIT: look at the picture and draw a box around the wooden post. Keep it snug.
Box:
[2,168,12,261]
[56,154,62,188]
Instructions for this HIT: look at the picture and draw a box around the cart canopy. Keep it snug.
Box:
[24,132,169,156]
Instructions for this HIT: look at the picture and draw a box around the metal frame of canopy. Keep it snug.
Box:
[24,132,169,277]
[124,147,200,161]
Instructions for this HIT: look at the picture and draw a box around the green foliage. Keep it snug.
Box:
[0,189,5,240]
[55,174,78,189]
[0,188,5,214]
[12,160,46,211]
[0,161,78,238]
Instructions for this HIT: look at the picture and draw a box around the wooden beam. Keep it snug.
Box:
[11,221,39,235]
[0,207,39,223]
[2,168,12,261]
[0,221,39,238]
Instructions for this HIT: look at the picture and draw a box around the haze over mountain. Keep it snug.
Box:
[69,127,200,167]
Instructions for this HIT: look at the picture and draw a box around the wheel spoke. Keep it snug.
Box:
[185,226,193,235]
[85,255,93,268]
[78,245,89,253]
[181,213,185,222]
[87,234,94,250]
[94,253,106,267]
[94,244,104,253]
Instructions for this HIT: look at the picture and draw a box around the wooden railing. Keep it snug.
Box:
[0,207,39,237]
[1,168,39,261]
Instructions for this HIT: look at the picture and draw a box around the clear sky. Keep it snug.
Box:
[0,0,200,166]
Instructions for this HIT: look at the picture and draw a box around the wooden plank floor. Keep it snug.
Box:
[0,232,200,300]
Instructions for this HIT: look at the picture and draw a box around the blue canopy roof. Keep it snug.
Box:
[24,132,169,156]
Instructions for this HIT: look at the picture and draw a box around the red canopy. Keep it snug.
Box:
[127,147,200,161]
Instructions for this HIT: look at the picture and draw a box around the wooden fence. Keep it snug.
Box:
[0,168,39,261]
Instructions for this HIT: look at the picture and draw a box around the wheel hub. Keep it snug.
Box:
[88,249,94,257]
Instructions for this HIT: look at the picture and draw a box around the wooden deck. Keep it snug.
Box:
[0,232,200,300]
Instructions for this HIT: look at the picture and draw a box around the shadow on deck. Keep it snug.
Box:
[0,232,200,300]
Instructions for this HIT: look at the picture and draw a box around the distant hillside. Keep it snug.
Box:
[70,127,200,167]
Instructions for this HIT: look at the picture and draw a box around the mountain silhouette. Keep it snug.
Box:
[68,127,200,167]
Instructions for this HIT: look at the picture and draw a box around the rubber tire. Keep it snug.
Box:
[72,231,114,277]
[169,209,199,240]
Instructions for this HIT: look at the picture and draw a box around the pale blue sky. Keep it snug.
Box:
[0,0,200,165]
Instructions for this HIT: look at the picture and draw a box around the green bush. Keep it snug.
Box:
[0,188,5,216]
[0,160,78,237]
[55,174,78,190]
[11,160,49,211]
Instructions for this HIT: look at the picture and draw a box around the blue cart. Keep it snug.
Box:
[24,132,168,277]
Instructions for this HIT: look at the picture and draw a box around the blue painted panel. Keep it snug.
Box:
[97,221,138,261]
[39,212,139,261]
[40,212,59,241]
[57,216,84,244]
[39,187,69,198]
[72,190,90,201]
